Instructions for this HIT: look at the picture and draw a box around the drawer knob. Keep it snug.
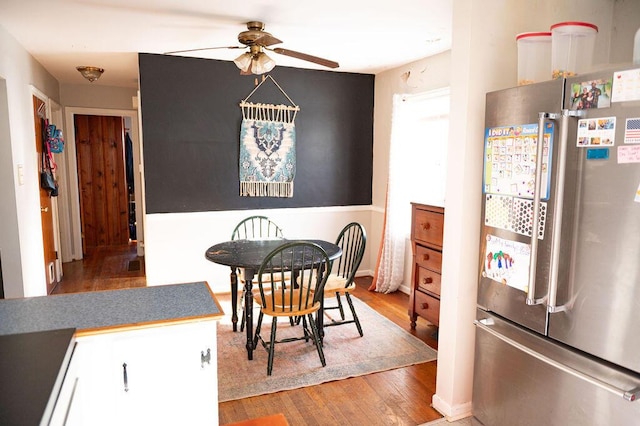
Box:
[422,253,430,261]
[422,277,433,284]
[421,222,431,230]
[421,302,429,309]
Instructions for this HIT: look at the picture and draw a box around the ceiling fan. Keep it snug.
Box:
[164,21,339,75]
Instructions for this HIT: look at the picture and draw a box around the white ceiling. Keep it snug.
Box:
[0,0,452,88]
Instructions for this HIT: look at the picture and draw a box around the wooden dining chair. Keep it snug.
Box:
[253,241,332,375]
[318,222,367,336]
[231,216,285,332]
[231,215,284,241]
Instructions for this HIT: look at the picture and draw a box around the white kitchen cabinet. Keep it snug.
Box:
[48,341,84,426]
[62,319,218,426]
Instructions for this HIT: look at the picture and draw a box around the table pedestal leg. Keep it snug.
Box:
[244,275,254,360]
[230,267,238,332]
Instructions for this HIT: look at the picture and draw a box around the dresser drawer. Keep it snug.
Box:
[413,209,444,247]
[414,291,440,326]
[415,245,442,272]
[416,266,441,296]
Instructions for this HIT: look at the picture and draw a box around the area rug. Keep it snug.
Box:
[217,296,438,402]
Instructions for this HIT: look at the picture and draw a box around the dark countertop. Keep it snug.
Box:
[0,281,223,336]
[0,328,76,426]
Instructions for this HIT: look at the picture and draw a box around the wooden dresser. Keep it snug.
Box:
[409,203,445,329]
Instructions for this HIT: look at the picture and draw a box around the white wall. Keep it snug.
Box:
[0,25,60,298]
[371,51,452,292]
[144,206,374,293]
[60,83,137,110]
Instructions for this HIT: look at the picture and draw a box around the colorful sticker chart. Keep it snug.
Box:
[483,122,554,200]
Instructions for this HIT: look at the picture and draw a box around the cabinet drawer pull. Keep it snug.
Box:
[422,277,433,284]
[201,348,211,368]
[422,253,430,261]
[421,302,429,309]
[421,222,431,230]
[122,363,129,392]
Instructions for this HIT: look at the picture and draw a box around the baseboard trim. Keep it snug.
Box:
[432,394,472,421]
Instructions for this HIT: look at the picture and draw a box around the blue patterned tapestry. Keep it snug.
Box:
[239,102,297,197]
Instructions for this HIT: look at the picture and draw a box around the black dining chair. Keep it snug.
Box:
[231,216,285,332]
[253,241,332,375]
[316,222,367,336]
[231,215,284,241]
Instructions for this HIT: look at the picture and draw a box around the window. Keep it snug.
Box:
[391,88,450,238]
[374,88,450,292]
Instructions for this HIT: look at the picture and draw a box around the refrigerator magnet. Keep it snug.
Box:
[586,148,609,160]
[617,145,640,163]
[611,68,640,103]
[576,117,616,147]
[624,118,640,144]
[570,79,612,110]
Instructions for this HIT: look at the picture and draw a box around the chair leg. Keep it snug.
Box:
[335,293,345,320]
[267,317,278,376]
[308,313,326,367]
[253,311,264,350]
[239,289,246,332]
[346,293,363,337]
[300,315,310,342]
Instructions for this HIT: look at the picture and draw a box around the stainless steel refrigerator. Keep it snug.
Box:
[473,66,640,425]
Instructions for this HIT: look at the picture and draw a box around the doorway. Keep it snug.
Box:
[33,94,59,293]
[74,114,129,254]
[58,107,145,288]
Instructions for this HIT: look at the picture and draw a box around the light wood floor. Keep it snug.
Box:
[54,244,442,425]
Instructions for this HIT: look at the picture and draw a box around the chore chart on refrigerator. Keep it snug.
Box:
[481,122,554,292]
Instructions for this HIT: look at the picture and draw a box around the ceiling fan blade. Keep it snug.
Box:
[253,33,283,47]
[270,48,339,69]
[164,46,244,55]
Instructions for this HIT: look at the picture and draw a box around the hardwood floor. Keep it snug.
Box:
[52,243,146,294]
[55,246,442,425]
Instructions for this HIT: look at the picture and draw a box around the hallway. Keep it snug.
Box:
[52,243,145,294]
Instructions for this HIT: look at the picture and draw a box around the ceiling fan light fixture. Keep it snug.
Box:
[251,52,276,75]
[76,66,104,82]
[233,52,253,72]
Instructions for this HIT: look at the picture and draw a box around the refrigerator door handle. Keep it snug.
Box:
[474,319,640,402]
[527,112,559,306]
[547,109,585,313]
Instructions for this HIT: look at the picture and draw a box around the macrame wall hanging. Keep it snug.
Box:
[239,75,299,197]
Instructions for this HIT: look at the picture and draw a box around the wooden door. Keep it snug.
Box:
[75,115,129,254]
[34,96,58,294]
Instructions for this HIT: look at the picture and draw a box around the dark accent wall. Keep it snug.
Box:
[138,53,374,213]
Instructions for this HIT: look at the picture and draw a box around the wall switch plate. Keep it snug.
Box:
[17,164,24,185]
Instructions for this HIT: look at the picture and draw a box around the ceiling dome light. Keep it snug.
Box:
[233,52,253,73]
[76,66,104,82]
[251,52,276,75]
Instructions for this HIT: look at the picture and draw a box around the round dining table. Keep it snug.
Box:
[205,238,341,360]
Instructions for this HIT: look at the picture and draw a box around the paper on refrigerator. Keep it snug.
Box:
[482,234,531,293]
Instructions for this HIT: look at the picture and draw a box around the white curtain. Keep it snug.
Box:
[373,90,450,293]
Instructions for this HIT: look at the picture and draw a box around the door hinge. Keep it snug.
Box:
[55,251,59,260]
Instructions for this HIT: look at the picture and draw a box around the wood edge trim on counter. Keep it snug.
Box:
[75,314,222,338]
[204,281,225,318]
